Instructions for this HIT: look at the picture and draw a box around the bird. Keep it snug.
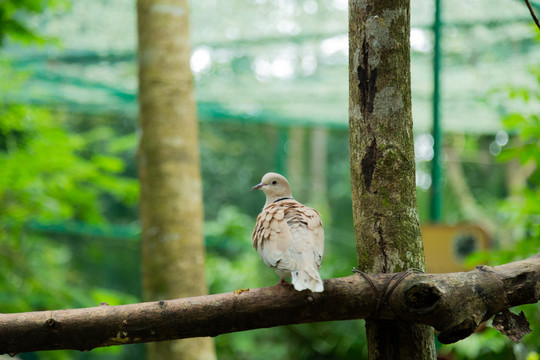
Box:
[251,172,324,292]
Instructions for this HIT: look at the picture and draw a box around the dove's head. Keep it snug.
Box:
[252,172,293,205]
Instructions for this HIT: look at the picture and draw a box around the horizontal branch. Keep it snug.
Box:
[1,255,539,355]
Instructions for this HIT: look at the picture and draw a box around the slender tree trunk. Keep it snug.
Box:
[310,127,328,208]
[445,142,496,234]
[348,0,436,358]
[287,127,306,198]
[137,1,216,359]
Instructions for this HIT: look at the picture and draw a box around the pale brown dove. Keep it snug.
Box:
[251,172,324,292]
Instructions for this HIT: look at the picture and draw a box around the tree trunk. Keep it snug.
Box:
[445,142,496,234]
[348,0,436,358]
[137,1,216,359]
[287,127,306,199]
[310,127,329,209]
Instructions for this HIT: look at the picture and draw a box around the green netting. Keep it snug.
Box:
[3,0,540,133]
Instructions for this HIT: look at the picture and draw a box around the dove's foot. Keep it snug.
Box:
[276,278,290,286]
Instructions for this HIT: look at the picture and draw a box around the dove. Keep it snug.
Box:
[251,172,324,292]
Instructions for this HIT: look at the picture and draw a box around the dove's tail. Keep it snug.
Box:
[291,268,324,293]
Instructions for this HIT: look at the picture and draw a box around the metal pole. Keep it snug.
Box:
[430,0,443,222]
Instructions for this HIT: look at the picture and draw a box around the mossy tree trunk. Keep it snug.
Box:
[348,0,436,358]
[137,1,216,359]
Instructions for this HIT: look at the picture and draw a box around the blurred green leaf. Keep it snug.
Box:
[90,288,138,306]
[91,155,125,173]
[0,0,69,45]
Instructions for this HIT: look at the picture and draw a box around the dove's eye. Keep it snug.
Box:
[272,180,277,185]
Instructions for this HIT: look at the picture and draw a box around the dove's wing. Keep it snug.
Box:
[284,201,324,292]
[284,202,323,267]
[251,203,297,272]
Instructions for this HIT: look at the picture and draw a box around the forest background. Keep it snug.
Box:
[1,0,539,359]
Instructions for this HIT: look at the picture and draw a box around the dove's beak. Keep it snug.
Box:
[252,183,264,190]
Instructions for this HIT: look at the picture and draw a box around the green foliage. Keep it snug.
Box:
[0,0,68,45]
[0,107,138,225]
[0,3,141,357]
[472,63,540,264]
[0,62,139,359]
[448,58,540,360]
[496,78,540,261]
[439,327,511,360]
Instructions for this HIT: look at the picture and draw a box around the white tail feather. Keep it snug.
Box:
[291,269,324,292]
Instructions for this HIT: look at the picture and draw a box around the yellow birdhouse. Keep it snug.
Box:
[421,224,491,273]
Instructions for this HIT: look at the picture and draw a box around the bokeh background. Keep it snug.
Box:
[1,0,539,359]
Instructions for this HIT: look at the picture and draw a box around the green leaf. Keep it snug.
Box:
[91,154,125,173]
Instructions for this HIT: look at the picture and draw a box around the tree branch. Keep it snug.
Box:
[523,0,540,30]
[1,255,539,355]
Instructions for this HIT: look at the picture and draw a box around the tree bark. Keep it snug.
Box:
[348,0,436,358]
[1,255,539,355]
[137,1,216,359]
